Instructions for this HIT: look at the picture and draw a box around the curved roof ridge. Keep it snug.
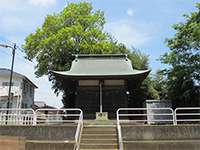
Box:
[73,54,127,59]
[52,53,150,80]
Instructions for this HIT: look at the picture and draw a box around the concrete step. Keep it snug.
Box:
[80,149,118,150]
[82,130,116,134]
[80,148,118,150]
[80,120,118,149]
[81,134,117,139]
[80,143,118,149]
[83,120,116,125]
[83,127,116,131]
[84,125,116,127]
[81,139,117,144]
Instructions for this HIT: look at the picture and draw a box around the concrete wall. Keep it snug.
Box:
[121,125,200,140]
[0,136,25,150]
[124,141,200,150]
[0,125,77,140]
[122,125,200,150]
[26,141,75,150]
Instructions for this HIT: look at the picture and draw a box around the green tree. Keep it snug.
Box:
[23,2,128,77]
[23,2,129,104]
[129,47,149,70]
[23,2,154,107]
[151,70,168,100]
[128,48,161,108]
[129,48,164,101]
[161,3,200,107]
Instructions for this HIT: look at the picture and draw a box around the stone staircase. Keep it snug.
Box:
[80,121,118,150]
[1,120,200,150]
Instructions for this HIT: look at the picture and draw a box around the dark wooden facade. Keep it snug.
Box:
[53,54,150,119]
[75,81,128,119]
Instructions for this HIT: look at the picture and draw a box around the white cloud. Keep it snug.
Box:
[0,0,21,11]
[126,8,134,17]
[105,20,152,47]
[28,0,56,6]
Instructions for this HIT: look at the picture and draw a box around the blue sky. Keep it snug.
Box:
[0,0,199,107]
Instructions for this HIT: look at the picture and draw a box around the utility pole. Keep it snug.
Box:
[0,43,16,124]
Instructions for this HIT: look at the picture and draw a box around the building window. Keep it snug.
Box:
[22,103,27,108]
[26,84,28,93]
[23,83,25,94]
[29,86,32,96]
[23,82,28,94]
[30,87,33,97]
[2,82,14,86]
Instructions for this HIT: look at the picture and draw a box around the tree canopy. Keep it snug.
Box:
[160,3,200,107]
[23,2,157,106]
[23,2,128,77]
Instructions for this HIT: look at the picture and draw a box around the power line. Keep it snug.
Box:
[0,48,11,56]
[13,44,37,66]
[0,46,36,67]
[0,37,21,51]
[0,36,15,44]
[0,38,61,108]
[0,36,37,66]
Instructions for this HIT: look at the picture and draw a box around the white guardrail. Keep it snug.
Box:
[117,108,174,125]
[0,108,83,150]
[175,107,200,125]
[117,107,200,150]
[0,108,35,125]
[35,108,83,150]
[117,108,174,150]
[1,107,200,150]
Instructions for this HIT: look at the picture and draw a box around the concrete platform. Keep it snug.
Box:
[122,124,200,150]
[124,139,200,150]
[121,124,200,140]
[0,124,77,140]
[0,121,200,150]
[0,136,25,150]
[26,140,75,150]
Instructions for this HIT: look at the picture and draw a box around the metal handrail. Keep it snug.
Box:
[117,108,174,124]
[117,109,123,150]
[74,110,83,150]
[35,108,83,150]
[175,107,200,125]
[0,108,35,125]
[116,107,175,150]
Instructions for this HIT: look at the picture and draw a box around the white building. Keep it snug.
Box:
[0,68,37,109]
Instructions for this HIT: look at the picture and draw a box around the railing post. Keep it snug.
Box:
[117,109,123,150]
[174,109,177,125]
[33,110,37,125]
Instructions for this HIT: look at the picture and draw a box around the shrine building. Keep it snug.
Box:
[53,54,150,119]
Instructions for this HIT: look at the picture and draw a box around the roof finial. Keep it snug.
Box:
[125,54,128,61]
[74,54,78,62]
